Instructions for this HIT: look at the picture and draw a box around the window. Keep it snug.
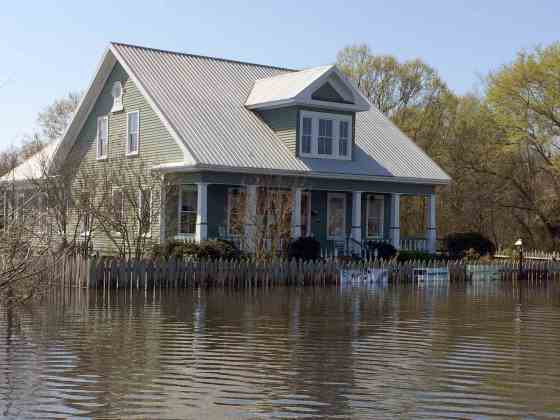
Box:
[299,111,352,160]
[127,111,139,155]
[318,119,333,155]
[327,193,346,239]
[178,185,197,235]
[227,187,246,236]
[112,189,124,224]
[97,116,108,159]
[256,188,292,237]
[339,120,349,156]
[366,194,384,238]
[111,81,124,113]
[139,189,152,235]
[301,117,312,154]
[79,192,92,236]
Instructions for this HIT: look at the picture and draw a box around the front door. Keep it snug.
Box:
[327,193,347,240]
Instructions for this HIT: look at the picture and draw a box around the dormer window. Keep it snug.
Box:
[299,111,352,160]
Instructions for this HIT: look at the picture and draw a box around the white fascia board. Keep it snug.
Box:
[51,48,116,172]
[331,66,372,110]
[150,162,451,185]
[109,45,197,166]
[297,66,370,112]
[245,98,368,112]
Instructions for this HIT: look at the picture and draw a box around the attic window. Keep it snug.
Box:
[111,81,124,113]
[299,111,352,160]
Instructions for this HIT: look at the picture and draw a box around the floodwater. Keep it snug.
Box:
[1,282,560,419]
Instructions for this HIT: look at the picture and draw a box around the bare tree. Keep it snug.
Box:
[37,92,81,143]
[232,176,305,260]
[73,159,165,260]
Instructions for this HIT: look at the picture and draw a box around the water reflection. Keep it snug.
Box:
[1,282,560,418]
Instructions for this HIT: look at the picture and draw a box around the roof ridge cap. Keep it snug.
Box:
[110,41,297,72]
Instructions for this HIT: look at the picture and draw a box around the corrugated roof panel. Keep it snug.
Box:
[0,140,59,182]
[111,43,450,183]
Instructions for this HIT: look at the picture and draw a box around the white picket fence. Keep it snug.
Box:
[494,247,560,261]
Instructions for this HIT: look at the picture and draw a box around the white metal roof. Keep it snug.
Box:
[0,141,59,183]
[245,64,371,112]
[245,65,332,107]
[56,43,450,184]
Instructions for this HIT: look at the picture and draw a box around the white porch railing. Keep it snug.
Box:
[400,238,428,252]
[176,235,439,257]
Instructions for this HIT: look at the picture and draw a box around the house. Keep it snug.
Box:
[2,42,450,255]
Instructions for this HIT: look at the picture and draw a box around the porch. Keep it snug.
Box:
[162,179,438,256]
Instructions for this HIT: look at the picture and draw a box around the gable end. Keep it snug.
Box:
[311,82,354,104]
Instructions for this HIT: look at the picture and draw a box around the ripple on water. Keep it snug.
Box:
[1,283,560,418]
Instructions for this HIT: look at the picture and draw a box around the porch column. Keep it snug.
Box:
[159,179,166,243]
[390,193,400,249]
[245,185,257,250]
[291,188,302,238]
[195,182,208,242]
[426,193,437,253]
[351,191,362,243]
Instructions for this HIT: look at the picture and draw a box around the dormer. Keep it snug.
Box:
[246,65,370,161]
[245,65,370,112]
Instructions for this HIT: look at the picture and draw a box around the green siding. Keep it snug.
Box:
[257,106,362,164]
[257,107,298,153]
[65,62,183,253]
[309,190,353,248]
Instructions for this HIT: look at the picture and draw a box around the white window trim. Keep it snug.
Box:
[96,115,109,160]
[299,110,352,160]
[366,194,385,239]
[126,111,140,156]
[138,188,153,238]
[111,81,124,113]
[326,192,347,240]
[227,187,246,238]
[80,223,92,238]
[176,184,197,239]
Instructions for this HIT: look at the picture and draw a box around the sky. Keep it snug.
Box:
[0,0,558,150]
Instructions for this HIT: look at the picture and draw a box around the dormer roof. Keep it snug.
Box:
[245,65,371,112]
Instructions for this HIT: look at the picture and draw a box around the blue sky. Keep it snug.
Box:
[0,0,558,150]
